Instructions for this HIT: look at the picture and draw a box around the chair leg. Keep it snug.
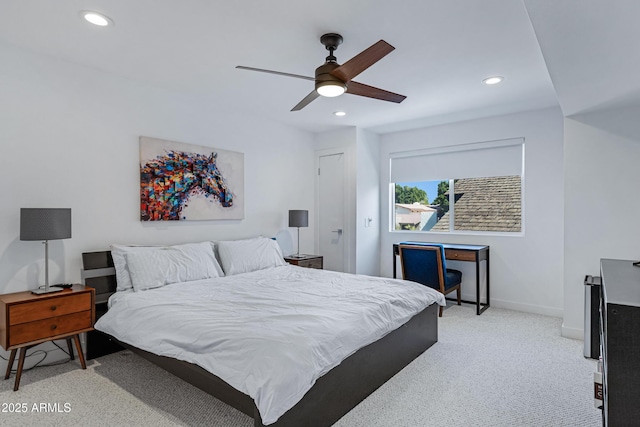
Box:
[457,287,461,305]
[439,305,443,317]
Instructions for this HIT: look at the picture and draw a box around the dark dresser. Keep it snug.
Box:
[600,259,640,426]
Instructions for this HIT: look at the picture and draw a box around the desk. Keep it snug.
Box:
[393,242,490,315]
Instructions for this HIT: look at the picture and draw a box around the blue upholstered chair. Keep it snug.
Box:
[398,243,462,317]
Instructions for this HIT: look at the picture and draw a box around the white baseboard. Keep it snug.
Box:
[489,298,564,318]
[561,324,584,340]
[486,299,584,340]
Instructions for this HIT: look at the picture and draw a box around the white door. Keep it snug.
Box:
[318,153,345,272]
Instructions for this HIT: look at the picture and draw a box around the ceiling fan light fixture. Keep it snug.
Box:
[316,81,347,97]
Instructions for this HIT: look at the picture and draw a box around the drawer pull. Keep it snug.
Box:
[51,324,57,330]
[51,306,57,311]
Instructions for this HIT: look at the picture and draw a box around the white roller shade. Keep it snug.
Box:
[390,138,524,183]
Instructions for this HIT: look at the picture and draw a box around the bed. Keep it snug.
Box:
[82,238,444,427]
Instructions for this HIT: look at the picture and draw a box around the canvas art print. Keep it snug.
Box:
[140,136,244,221]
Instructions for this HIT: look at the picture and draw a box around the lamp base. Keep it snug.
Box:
[31,286,65,295]
[287,254,307,259]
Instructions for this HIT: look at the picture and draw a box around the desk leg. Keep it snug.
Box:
[393,252,397,279]
[476,255,481,315]
[486,251,490,309]
[73,335,87,369]
[14,347,27,391]
[4,349,16,380]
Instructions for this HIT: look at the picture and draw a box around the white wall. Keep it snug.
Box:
[0,42,315,368]
[563,115,640,338]
[379,108,565,317]
[355,129,381,275]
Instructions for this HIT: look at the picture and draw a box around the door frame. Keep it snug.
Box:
[315,147,353,273]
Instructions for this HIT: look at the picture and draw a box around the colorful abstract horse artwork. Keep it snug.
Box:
[140,150,234,221]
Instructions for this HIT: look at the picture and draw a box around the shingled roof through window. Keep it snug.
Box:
[430,176,521,232]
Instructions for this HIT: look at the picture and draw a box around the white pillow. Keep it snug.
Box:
[111,244,160,292]
[111,242,224,291]
[216,237,287,276]
[126,242,222,291]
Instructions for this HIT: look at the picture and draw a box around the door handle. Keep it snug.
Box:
[331,229,343,234]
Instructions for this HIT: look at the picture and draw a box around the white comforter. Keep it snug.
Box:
[95,265,445,425]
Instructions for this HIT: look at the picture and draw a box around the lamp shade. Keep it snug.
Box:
[288,210,309,228]
[20,208,72,241]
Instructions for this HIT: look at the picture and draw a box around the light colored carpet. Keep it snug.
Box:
[0,306,601,427]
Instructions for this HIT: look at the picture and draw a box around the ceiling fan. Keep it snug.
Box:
[236,33,407,111]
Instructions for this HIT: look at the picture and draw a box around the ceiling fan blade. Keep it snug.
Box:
[236,66,314,81]
[331,40,395,82]
[291,91,321,111]
[347,81,406,103]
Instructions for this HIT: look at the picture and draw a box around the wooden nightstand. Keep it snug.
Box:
[0,285,95,390]
[284,255,323,269]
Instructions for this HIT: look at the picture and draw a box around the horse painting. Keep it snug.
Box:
[140,150,234,221]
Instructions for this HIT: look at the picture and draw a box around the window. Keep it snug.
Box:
[390,139,523,234]
[393,180,448,231]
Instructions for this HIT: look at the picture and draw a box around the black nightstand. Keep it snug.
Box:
[284,255,323,269]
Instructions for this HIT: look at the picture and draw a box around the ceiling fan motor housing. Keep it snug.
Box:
[315,62,347,96]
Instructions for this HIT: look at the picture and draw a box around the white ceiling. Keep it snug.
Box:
[525,0,640,117]
[0,1,634,134]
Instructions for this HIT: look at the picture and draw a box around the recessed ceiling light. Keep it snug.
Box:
[80,11,114,27]
[333,111,346,117]
[483,76,504,85]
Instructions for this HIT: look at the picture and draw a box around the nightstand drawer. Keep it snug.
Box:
[9,310,93,347]
[9,293,91,325]
[300,258,323,269]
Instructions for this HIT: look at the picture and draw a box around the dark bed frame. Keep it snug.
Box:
[81,250,439,427]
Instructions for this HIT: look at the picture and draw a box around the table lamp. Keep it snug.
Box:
[288,210,308,258]
[20,208,72,294]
